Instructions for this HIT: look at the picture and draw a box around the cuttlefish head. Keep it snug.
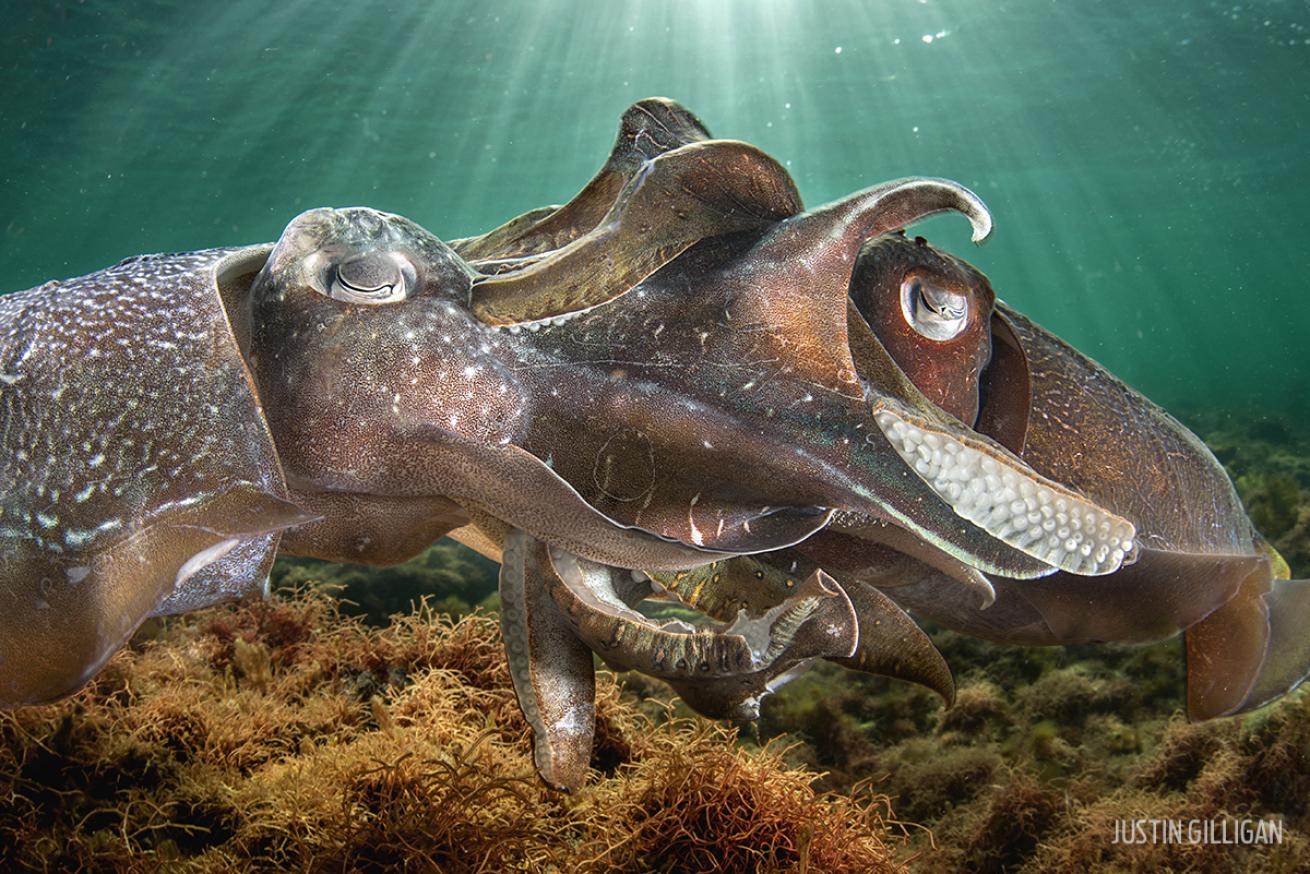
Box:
[246,208,529,489]
[767,182,1140,578]
[851,232,997,425]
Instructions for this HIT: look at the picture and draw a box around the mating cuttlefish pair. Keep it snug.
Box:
[2,99,1307,791]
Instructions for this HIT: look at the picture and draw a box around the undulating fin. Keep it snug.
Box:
[829,577,955,706]
[471,138,802,326]
[277,490,470,566]
[498,530,596,792]
[847,308,1138,578]
[886,546,1265,650]
[0,485,312,706]
[545,548,856,719]
[446,519,508,565]
[1239,576,1310,713]
[1185,560,1274,721]
[153,534,279,616]
[452,97,713,263]
[1185,537,1310,720]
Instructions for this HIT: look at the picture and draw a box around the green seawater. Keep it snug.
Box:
[2,0,1307,423]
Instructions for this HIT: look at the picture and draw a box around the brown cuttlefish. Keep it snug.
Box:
[1,98,1152,793]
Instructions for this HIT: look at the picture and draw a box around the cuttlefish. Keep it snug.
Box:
[251,99,1159,784]
[0,98,1150,793]
[814,232,1310,722]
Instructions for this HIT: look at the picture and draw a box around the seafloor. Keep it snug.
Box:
[1,412,1307,873]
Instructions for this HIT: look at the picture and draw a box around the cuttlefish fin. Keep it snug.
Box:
[829,576,956,706]
[153,534,280,616]
[453,97,712,263]
[0,485,313,707]
[847,306,1139,579]
[1185,543,1310,720]
[883,545,1266,652]
[499,529,596,792]
[471,138,802,325]
[278,490,470,566]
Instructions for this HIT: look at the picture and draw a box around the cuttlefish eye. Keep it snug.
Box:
[327,252,415,305]
[901,273,968,341]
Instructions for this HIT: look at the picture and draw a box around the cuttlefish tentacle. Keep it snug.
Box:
[498,529,596,791]
[544,547,857,719]
[0,485,313,706]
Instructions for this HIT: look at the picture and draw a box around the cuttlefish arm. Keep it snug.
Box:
[546,548,857,720]
[497,529,860,789]
[470,136,802,326]
[452,97,713,263]
[499,529,596,792]
[455,98,1127,575]
[0,246,316,706]
[650,554,954,705]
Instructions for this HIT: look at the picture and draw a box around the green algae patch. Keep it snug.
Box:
[0,592,902,873]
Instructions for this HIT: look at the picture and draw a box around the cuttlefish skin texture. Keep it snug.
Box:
[452,98,1138,582]
[243,206,883,790]
[0,247,311,706]
[244,206,734,575]
[8,95,1302,797]
[0,97,1137,792]
[834,234,1310,721]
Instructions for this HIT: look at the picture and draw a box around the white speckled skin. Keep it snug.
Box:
[0,245,312,705]
[246,207,733,575]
